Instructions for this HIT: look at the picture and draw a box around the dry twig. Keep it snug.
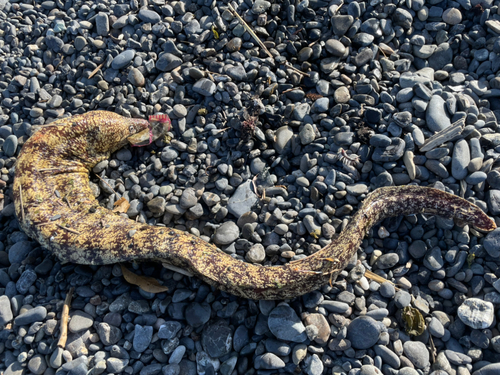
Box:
[94,173,118,195]
[364,269,401,291]
[57,287,74,348]
[57,224,81,235]
[285,62,310,77]
[88,62,105,79]
[428,327,437,364]
[228,4,273,59]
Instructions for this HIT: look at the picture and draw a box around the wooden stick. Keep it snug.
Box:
[88,62,105,79]
[420,118,465,152]
[285,62,310,77]
[228,4,273,59]
[18,185,25,223]
[281,87,303,94]
[428,327,437,364]
[287,64,310,77]
[364,270,401,291]
[94,174,118,195]
[57,287,74,348]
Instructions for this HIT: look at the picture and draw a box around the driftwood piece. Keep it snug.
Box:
[420,118,465,152]
[57,287,74,349]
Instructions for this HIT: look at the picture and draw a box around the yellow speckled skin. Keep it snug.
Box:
[13,111,497,300]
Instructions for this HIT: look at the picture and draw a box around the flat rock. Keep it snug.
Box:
[193,78,216,96]
[111,49,135,70]
[457,298,495,329]
[69,310,93,333]
[14,306,47,326]
[156,53,182,72]
[274,125,294,154]
[227,181,258,218]
[268,304,307,343]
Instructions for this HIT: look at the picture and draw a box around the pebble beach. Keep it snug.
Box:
[1,0,500,375]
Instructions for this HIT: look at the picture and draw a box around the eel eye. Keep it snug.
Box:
[129,125,136,134]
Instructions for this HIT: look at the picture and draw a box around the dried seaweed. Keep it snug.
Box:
[402,306,426,336]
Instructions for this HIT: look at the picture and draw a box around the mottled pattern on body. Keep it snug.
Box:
[13,111,497,300]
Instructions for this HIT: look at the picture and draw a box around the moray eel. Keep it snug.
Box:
[12,111,497,300]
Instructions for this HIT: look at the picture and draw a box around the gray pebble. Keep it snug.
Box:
[268,304,307,342]
[112,49,135,70]
[14,306,47,326]
[201,320,232,358]
[404,341,429,369]
[457,298,494,329]
[347,316,381,349]
[213,222,239,245]
[0,295,13,326]
[69,310,93,333]
[133,325,153,353]
[426,95,451,132]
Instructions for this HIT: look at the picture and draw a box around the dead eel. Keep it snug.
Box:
[12,111,497,300]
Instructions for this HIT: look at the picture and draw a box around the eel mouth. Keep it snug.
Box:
[127,114,171,147]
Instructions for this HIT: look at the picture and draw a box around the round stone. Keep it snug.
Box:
[213,222,240,245]
[128,68,145,87]
[201,321,232,358]
[442,8,461,25]
[95,12,109,36]
[325,39,346,56]
[186,302,211,328]
[226,38,242,52]
[173,104,187,117]
[403,341,430,369]
[246,244,266,263]
[457,298,495,329]
[193,78,216,96]
[28,355,47,375]
[74,36,87,51]
[346,316,381,349]
[379,282,395,298]
[334,86,350,103]
[375,253,399,269]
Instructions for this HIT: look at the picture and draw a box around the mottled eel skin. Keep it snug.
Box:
[13,111,497,300]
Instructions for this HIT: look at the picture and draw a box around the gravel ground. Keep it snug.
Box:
[1,0,500,375]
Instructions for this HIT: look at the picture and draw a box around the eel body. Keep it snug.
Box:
[12,111,496,300]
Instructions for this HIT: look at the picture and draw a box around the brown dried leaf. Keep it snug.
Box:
[120,265,169,293]
[306,92,323,101]
[113,197,130,214]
